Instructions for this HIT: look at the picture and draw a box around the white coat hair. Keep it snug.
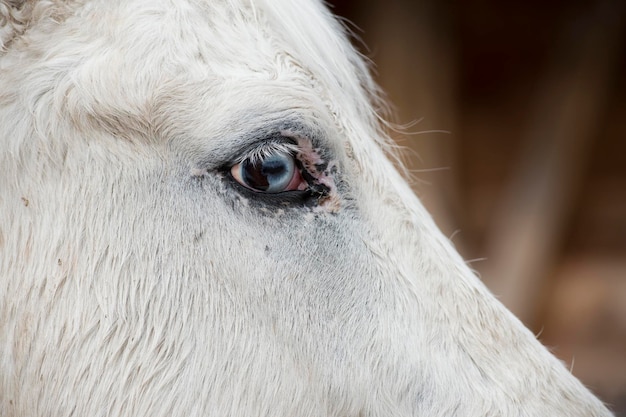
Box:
[0,0,614,416]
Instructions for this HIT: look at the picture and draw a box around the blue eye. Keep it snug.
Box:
[231,152,305,193]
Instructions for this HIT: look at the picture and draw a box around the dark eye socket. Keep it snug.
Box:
[230,151,307,193]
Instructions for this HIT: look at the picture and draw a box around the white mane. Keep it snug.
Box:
[0,0,614,416]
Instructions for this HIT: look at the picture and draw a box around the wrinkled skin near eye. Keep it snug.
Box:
[231,151,307,193]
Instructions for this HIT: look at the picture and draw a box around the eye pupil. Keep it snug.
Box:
[242,160,269,191]
[240,154,296,193]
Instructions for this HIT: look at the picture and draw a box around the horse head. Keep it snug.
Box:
[0,0,613,415]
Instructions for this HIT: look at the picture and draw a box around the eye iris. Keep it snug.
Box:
[241,154,295,193]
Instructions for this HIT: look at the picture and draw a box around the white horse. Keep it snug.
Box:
[0,0,614,416]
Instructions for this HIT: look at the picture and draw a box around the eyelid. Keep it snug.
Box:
[233,138,300,165]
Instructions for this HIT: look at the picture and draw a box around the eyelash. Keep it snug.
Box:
[233,140,300,166]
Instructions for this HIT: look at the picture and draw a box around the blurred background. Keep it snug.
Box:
[329,0,626,413]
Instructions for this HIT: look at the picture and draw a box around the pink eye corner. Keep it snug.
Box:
[230,151,308,193]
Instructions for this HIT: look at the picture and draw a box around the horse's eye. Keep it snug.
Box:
[230,152,306,193]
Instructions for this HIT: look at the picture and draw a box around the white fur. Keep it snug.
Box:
[0,1,613,416]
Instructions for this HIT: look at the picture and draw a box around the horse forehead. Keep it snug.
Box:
[78,0,332,78]
[56,0,360,134]
[120,2,273,69]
